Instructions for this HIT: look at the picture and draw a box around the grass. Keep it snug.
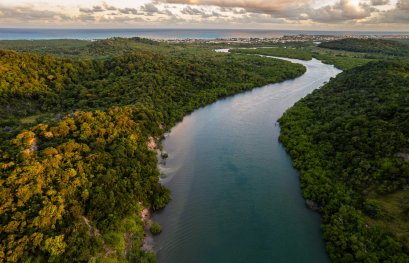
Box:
[229,46,375,70]
[366,189,409,250]
[19,114,47,124]
[313,53,375,70]
[230,47,313,60]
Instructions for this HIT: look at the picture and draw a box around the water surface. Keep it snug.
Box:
[0,28,407,40]
[153,56,341,263]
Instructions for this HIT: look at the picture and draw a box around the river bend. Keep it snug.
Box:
[153,56,341,263]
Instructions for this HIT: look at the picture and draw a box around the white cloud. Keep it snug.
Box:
[397,0,409,9]
[374,0,409,23]
[309,0,374,22]
[0,0,407,29]
[158,0,310,14]
[371,0,389,5]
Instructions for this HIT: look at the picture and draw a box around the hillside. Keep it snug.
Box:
[0,39,306,262]
[319,38,409,57]
[0,41,305,140]
[279,60,409,262]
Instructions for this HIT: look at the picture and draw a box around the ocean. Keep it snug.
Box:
[0,28,408,40]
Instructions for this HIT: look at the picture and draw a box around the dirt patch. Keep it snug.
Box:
[140,208,154,252]
[397,153,409,162]
[124,232,134,258]
[147,137,158,151]
[81,216,101,237]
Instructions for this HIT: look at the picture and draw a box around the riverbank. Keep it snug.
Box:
[141,208,154,252]
[278,60,409,261]
[0,39,317,262]
[152,56,340,262]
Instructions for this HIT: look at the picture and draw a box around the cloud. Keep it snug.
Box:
[79,8,93,13]
[141,3,160,13]
[79,3,139,17]
[232,13,286,24]
[232,8,247,15]
[118,8,138,15]
[0,0,406,28]
[158,0,309,14]
[78,14,96,21]
[397,0,409,10]
[92,6,104,12]
[158,0,379,23]
[79,5,105,14]
[370,0,389,5]
[181,6,205,15]
[375,0,409,23]
[0,5,72,22]
[99,15,145,23]
[164,9,175,16]
[308,0,374,22]
[102,2,117,11]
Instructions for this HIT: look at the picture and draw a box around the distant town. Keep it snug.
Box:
[165,33,409,44]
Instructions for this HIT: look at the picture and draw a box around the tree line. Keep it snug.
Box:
[279,60,409,262]
[0,38,306,262]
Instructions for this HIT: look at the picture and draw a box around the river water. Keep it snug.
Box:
[153,56,341,263]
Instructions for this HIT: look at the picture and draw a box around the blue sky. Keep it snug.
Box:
[0,0,408,30]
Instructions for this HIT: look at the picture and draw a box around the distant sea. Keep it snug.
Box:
[0,28,408,40]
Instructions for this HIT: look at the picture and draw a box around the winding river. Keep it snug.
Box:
[153,55,341,263]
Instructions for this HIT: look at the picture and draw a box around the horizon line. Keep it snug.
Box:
[1,27,409,33]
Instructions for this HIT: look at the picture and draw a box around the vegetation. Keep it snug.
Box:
[161,152,168,159]
[0,38,160,58]
[5,36,407,262]
[0,38,306,262]
[0,41,305,141]
[1,107,168,262]
[279,60,409,262]
[319,38,409,57]
[312,53,374,70]
[230,47,313,60]
[0,39,90,57]
[229,46,375,71]
[150,222,162,235]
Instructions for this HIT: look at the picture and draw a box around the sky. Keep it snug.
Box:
[0,0,408,30]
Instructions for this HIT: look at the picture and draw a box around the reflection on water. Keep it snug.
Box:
[153,57,341,263]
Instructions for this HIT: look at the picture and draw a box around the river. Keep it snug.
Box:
[153,55,341,263]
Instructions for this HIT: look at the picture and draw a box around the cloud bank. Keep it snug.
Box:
[0,0,407,29]
[158,0,309,14]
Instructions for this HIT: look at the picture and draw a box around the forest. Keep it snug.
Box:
[319,38,409,58]
[0,38,306,262]
[3,36,408,262]
[279,60,409,262]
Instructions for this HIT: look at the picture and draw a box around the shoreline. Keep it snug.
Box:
[150,56,338,262]
[140,208,154,252]
[148,56,339,261]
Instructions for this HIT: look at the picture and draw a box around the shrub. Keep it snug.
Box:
[150,222,162,235]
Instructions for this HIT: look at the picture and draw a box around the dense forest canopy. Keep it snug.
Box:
[0,38,159,58]
[319,38,409,57]
[0,38,306,262]
[0,40,305,141]
[3,36,408,262]
[279,60,409,262]
[1,107,169,262]
[311,53,374,71]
